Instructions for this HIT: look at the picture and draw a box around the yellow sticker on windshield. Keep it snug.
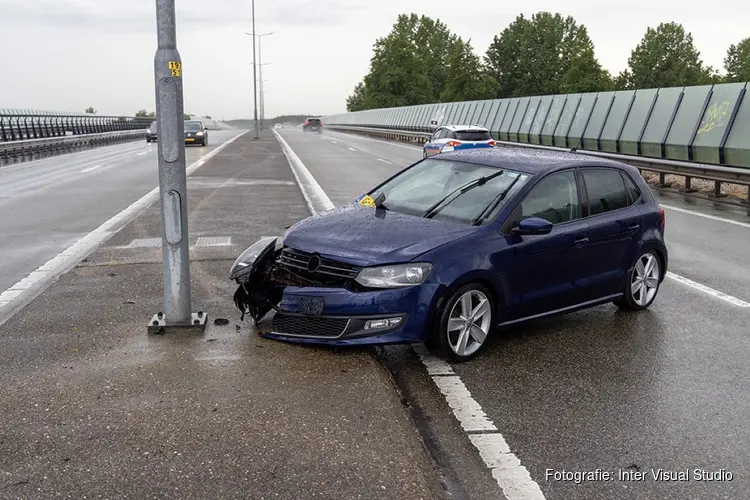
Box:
[358,195,376,207]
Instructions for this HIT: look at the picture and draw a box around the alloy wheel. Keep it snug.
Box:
[631,253,660,307]
[447,290,491,357]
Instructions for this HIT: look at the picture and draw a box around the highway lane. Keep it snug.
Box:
[278,128,750,499]
[0,131,239,293]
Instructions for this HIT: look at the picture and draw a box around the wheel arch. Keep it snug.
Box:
[426,270,505,333]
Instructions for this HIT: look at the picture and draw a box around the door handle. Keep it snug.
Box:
[574,237,589,246]
[624,224,640,234]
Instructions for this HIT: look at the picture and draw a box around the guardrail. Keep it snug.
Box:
[0,113,151,142]
[326,124,750,206]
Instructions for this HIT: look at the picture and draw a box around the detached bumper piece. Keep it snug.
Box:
[271,312,407,340]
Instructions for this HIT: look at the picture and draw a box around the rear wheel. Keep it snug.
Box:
[613,250,662,310]
[427,282,495,362]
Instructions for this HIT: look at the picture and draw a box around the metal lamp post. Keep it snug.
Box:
[245,31,273,131]
[148,0,206,333]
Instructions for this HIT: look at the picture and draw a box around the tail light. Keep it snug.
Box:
[305,120,309,126]
[319,120,323,126]
[488,139,496,147]
[446,140,462,147]
[659,207,665,232]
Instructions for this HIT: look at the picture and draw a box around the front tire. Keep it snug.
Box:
[426,282,495,362]
[614,250,662,310]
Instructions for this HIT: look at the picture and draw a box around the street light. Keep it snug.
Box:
[245,31,274,130]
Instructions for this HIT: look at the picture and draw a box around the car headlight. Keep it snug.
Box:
[196,131,204,136]
[146,128,151,133]
[354,263,432,288]
[229,236,279,281]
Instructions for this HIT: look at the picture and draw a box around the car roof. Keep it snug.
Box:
[435,147,636,176]
[439,124,488,131]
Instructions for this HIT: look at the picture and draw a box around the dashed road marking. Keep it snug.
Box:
[126,238,161,248]
[413,345,545,499]
[0,130,249,327]
[377,158,392,164]
[348,147,358,152]
[81,164,103,173]
[195,236,232,247]
[273,130,545,500]
[667,272,750,307]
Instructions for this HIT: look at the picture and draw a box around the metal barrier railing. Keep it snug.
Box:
[326,125,750,207]
[0,112,152,162]
[0,113,152,142]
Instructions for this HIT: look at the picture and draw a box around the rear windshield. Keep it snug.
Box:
[455,130,491,141]
[185,121,203,131]
[307,118,321,124]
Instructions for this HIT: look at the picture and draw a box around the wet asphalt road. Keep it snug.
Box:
[279,128,750,499]
[0,130,239,294]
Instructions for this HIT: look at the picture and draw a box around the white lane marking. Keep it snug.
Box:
[126,238,162,248]
[272,130,334,214]
[136,150,149,156]
[272,131,544,500]
[330,140,338,144]
[195,236,232,247]
[0,130,248,327]
[348,147,358,152]
[413,345,545,499]
[661,204,750,229]
[667,272,750,307]
[81,164,103,173]
[377,158,392,164]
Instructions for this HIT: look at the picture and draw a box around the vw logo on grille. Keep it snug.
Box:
[307,255,321,273]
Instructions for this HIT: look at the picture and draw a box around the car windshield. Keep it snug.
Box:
[149,121,157,130]
[369,158,530,225]
[185,121,203,131]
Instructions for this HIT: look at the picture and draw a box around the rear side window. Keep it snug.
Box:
[455,130,491,141]
[621,172,642,204]
[582,168,629,216]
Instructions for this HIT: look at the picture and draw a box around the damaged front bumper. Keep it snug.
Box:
[229,237,435,345]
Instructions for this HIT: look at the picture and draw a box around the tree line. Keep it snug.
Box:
[346,13,750,112]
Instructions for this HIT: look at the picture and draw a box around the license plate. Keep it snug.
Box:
[299,296,324,315]
[186,138,195,142]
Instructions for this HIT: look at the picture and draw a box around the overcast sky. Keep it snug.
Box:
[0,0,747,120]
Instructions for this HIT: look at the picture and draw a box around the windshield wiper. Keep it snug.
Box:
[470,175,523,226]
[423,171,504,219]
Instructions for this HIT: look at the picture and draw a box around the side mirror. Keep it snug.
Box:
[511,217,553,236]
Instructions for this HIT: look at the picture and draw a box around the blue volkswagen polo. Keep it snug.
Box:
[230,148,668,362]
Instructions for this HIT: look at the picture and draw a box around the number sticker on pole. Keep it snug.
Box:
[169,61,182,77]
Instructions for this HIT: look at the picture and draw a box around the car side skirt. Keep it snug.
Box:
[498,293,623,327]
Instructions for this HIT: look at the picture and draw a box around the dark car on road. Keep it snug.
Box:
[303,118,323,133]
[146,121,158,143]
[185,120,208,146]
[230,148,668,362]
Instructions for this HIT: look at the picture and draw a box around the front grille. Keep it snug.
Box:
[273,314,349,338]
[278,247,361,285]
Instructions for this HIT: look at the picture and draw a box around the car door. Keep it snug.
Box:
[578,167,645,301]
[501,169,591,321]
[424,128,445,157]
